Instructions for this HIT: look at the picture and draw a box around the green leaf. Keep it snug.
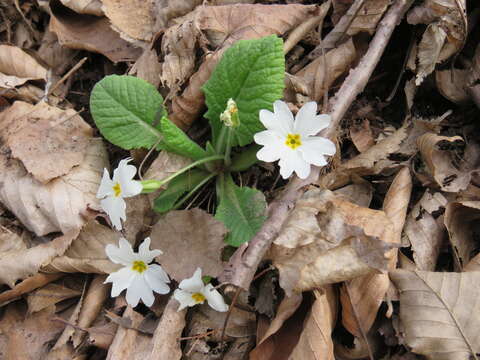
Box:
[153,169,210,213]
[203,35,285,147]
[229,144,260,172]
[159,116,207,160]
[90,75,164,149]
[215,174,267,247]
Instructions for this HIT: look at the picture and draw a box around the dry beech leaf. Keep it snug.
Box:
[417,133,475,192]
[350,119,375,153]
[60,0,103,16]
[129,48,162,87]
[0,303,65,360]
[346,0,390,35]
[271,189,396,295]
[444,201,480,270]
[296,38,356,102]
[49,0,141,63]
[151,209,227,281]
[170,4,316,129]
[102,0,155,42]
[390,270,480,360]
[26,283,81,314]
[149,297,185,360]
[0,101,93,183]
[0,230,79,287]
[435,68,470,104]
[0,138,108,236]
[404,190,447,270]
[0,44,48,89]
[42,220,126,274]
[289,287,336,360]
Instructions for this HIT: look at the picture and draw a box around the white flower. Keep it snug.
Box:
[96,158,142,230]
[174,268,228,312]
[104,237,170,307]
[254,100,336,179]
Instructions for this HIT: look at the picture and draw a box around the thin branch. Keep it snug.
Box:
[219,0,415,290]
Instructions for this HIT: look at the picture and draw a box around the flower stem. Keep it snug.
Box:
[224,127,234,167]
[140,155,224,193]
[172,173,216,210]
[215,126,227,155]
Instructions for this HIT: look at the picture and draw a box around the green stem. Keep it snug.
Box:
[224,127,234,167]
[215,126,228,155]
[140,155,224,193]
[172,173,216,210]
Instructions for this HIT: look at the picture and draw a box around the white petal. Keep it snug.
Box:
[178,268,204,293]
[97,168,114,199]
[114,158,142,198]
[138,237,162,263]
[303,137,336,156]
[105,267,136,297]
[203,284,228,312]
[256,145,282,163]
[253,130,282,146]
[145,265,170,295]
[105,238,135,265]
[259,109,289,136]
[121,179,143,198]
[174,289,197,311]
[126,275,155,307]
[295,104,331,137]
[273,100,294,133]
[101,196,126,231]
[278,150,303,179]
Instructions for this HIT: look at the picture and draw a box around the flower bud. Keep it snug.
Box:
[220,98,240,127]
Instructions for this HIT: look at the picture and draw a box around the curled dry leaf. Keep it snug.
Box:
[296,38,356,102]
[102,0,155,42]
[435,68,470,104]
[404,190,447,270]
[26,283,81,314]
[271,189,396,295]
[0,44,48,89]
[350,119,375,153]
[49,0,141,63]
[391,269,480,360]
[60,0,103,16]
[0,101,93,183]
[444,201,480,270]
[37,31,77,75]
[289,287,336,360]
[414,24,447,86]
[151,209,227,281]
[0,138,108,236]
[129,48,162,87]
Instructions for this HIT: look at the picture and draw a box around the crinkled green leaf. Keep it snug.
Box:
[153,169,210,213]
[203,35,285,147]
[159,116,207,160]
[215,174,267,246]
[90,75,164,149]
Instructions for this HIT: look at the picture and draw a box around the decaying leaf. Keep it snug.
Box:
[154,0,202,29]
[26,283,81,314]
[271,189,396,295]
[49,0,141,63]
[391,270,480,360]
[404,190,447,270]
[0,44,48,89]
[435,68,470,104]
[289,287,336,360]
[37,31,77,75]
[129,48,162,87]
[151,209,227,281]
[415,24,447,86]
[60,0,103,16]
[350,119,375,153]
[0,101,93,183]
[0,137,107,236]
[346,0,390,36]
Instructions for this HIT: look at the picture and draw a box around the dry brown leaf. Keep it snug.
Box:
[129,48,162,87]
[0,101,93,183]
[49,0,141,63]
[86,322,117,350]
[350,119,375,153]
[149,297,185,360]
[390,269,480,360]
[0,230,79,287]
[346,0,390,35]
[154,0,202,29]
[102,0,155,42]
[444,201,480,270]
[289,287,336,360]
[415,24,447,86]
[404,190,447,270]
[60,0,103,16]
[296,38,356,102]
[272,189,396,295]
[26,283,81,314]
[435,68,470,104]
[464,253,480,272]
[37,31,78,75]
[151,209,227,281]
[417,133,475,192]
[0,303,65,360]
[333,181,373,208]
[0,138,108,236]
[0,44,48,89]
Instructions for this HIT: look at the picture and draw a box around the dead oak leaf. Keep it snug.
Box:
[151,209,227,281]
[0,101,93,183]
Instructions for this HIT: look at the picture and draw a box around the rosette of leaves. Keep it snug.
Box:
[90,35,285,246]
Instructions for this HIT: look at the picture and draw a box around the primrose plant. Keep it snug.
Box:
[90,35,334,248]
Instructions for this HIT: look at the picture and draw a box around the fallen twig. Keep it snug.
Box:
[219,0,415,290]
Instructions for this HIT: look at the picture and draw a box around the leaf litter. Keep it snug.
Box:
[1,0,480,359]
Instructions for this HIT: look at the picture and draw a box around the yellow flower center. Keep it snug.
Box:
[113,182,122,197]
[132,260,147,273]
[285,134,302,149]
[191,292,206,303]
